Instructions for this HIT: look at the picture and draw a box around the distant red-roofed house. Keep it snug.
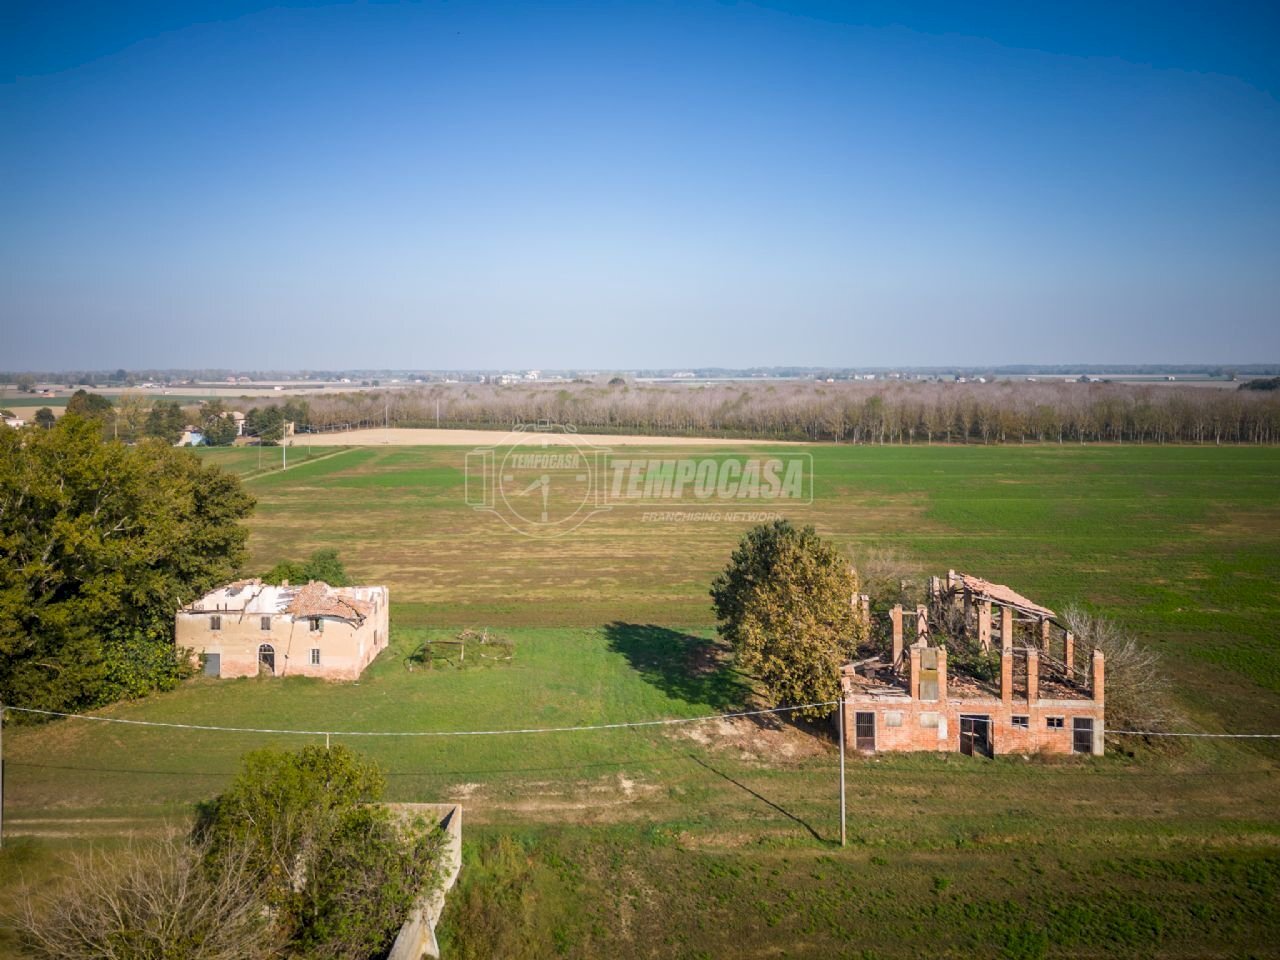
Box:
[175,579,390,680]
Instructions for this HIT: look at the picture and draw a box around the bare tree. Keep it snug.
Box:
[13,830,277,960]
[1061,604,1183,737]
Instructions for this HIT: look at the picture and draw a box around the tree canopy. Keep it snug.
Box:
[711,520,866,719]
[145,398,187,444]
[263,547,350,587]
[202,745,446,959]
[64,388,112,420]
[0,416,255,712]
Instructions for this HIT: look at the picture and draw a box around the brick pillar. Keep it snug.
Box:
[909,646,921,700]
[891,604,903,669]
[1064,631,1075,679]
[978,601,993,650]
[1001,645,1013,705]
[1000,605,1014,650]
[1026,648,1040,705]
[1039,617,1051,652]
[916,604,928,641]
[1091,648,1105,703]
[937,646,948,702]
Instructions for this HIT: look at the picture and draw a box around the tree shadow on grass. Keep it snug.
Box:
[604,622,751,712]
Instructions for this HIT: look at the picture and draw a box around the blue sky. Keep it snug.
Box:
[2,1,1277,370]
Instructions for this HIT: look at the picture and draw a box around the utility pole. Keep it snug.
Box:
[838,694,847,847]
[435,398,440,429]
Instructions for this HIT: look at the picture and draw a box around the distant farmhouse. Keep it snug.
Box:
[841,571,1104,757]
[177,579,389,680]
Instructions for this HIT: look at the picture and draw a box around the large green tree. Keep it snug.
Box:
[0,416,255,711]
[144,399,187,444]
[199,400,238,446]
[711,520,866,719]
[204,745,446,959]
[64,388,112,419]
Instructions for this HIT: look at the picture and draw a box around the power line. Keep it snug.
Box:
[1106,729,1280,739]
[1,702,839,738]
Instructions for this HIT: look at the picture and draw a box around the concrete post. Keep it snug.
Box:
[1091,648,1105,703]
[890,604,903,669]
[936,646,948,702]
[860,594,870,624]
[909,646,921,700]
[1000,647,1013,705]
[1026,648,1040,705]
[916,604,928,641]
[1000,604,1014,650]
[978,600,993,650]
[1064,631,1075,679]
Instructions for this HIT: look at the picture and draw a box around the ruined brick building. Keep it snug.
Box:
[840,571,1104,756]
[176,578,390,680]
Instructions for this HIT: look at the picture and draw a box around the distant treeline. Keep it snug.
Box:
[286,380,1280,444]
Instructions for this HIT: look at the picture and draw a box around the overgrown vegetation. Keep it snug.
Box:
[0,415,254,713]
[711,520,868,718]
[14,746,445,960]
[262,547,350,586]
[14,832,274,960]
[1062,604,1183,737]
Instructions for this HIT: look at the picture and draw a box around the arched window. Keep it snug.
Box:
[258,643,276,675]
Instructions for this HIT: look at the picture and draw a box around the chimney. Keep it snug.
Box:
[1000,604,1014,650]
[1039,617,1051,652]
[937,646,948,702]
[1091,648,1105,703]
[1026,648,1040,705]
[1064,631,1075,680]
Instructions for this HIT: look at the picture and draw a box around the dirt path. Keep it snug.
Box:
[293,428,804,447]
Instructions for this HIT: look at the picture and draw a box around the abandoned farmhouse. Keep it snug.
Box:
[176,578,390,680]
[841,571,1105,757]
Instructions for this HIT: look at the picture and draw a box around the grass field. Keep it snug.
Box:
[2,444,1278,957]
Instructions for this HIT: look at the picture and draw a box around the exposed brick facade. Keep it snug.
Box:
[840,573,1105,756]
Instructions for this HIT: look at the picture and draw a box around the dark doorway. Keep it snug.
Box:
[854,711,876,752]
[1073,717,1094,754]
[960,715,992,758]
[258,643,275,676]
[202,653,220,678]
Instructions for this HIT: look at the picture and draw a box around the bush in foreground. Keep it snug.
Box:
[15,746,446,960]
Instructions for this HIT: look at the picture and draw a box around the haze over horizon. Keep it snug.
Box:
[3,1,1278,371]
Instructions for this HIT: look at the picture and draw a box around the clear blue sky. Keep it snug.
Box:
[2,1,1277,370]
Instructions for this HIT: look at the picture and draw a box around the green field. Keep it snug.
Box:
[3,444,1279,958]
